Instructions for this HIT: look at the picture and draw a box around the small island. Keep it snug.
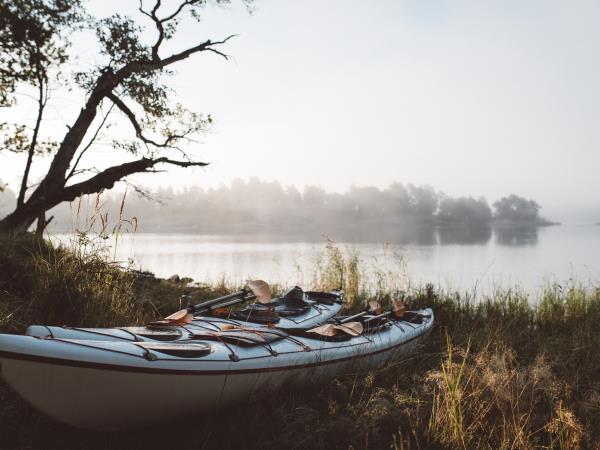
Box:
[490,194,560,228]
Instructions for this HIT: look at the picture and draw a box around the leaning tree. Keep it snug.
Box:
[0,0,246,233]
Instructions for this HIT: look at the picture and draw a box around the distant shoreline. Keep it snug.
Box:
[48,220,562,235]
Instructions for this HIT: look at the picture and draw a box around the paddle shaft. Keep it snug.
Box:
[338,310,368,324]
[188,290,248,314]
[364,310,392,322]
[363,310,431,322]
[196,295,257,314]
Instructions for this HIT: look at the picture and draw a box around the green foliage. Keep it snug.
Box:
[0,0,84,106]
[96,14,149,65]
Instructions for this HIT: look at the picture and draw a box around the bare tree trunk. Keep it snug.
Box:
[0,193,59,233]
[35,212,46,237]
[17,50,46,207]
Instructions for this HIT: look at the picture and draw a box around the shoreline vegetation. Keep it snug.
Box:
[0,233,598,449]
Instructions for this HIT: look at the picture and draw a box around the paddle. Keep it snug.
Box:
[363,299,406,322]
[163,280,273,324]
[336,300,383,324]
[308,300,383,337]
[307,321,364,337]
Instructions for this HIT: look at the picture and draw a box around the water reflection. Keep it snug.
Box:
[237,225,540,247]
[330,225,436,246]
[201,225,543,247]
[437,226,492,245]
[494,226,539,246]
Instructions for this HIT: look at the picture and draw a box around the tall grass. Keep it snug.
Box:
[0,235,600,449]
[0,233,148,331]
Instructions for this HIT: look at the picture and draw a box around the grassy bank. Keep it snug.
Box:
[0,234,599,449]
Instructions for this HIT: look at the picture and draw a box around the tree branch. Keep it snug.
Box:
[160,1,195,23]
[107,92,183,149]
[67,102,115,180]
[139,0,164,61]
[34,34,234,187]
[117,34,236,81]
[139,0,201,61]
[62,156,207,201]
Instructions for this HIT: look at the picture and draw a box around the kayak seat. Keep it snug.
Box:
[401,311,429,324]
[229,309,281,324]
[278,287,344,307]
[225,287,340,324]
[229,305,311,323]
[304,290,344,306]
[229,303,310,324]
[121,327,182,341]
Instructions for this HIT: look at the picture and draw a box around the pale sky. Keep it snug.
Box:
[2,0,600,221]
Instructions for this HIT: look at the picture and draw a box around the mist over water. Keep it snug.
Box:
[53,224,600,297]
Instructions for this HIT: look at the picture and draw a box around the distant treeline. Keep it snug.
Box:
[2,178,554,234]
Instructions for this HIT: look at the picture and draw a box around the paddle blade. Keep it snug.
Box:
[212,307,230,317]
[338,321,364,336]
[307,324,339,337]
[392,299,406,318]
[368,300,382,315]
[164,309,193,324]
[246,279,272,304]
[307,322,364,337]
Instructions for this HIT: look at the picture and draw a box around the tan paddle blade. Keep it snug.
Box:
[246,279,272,304]
[337,321,364,336]
[307,322,364,337]
[392,299,406,318]
[164,309,193,324]
[368,300,382,315]
[307,323,339,337]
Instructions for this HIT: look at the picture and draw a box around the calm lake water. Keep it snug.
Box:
[54,224,600,296]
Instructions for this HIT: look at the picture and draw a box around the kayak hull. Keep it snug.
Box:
[0,309,433,431]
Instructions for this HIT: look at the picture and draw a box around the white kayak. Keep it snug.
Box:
[25,288,345,342]
[0,308,433,431]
